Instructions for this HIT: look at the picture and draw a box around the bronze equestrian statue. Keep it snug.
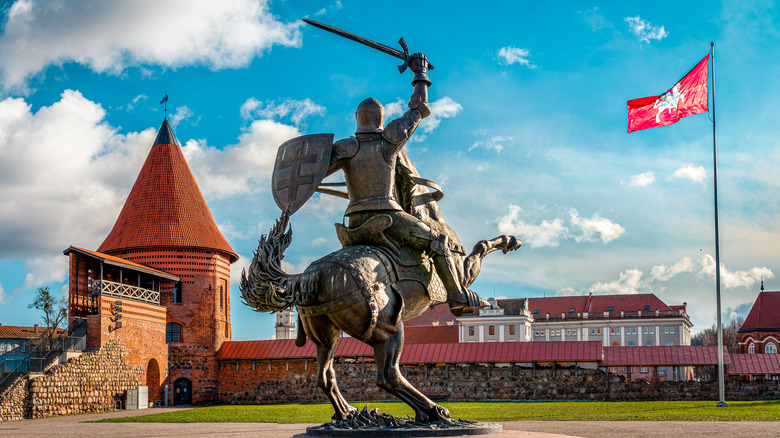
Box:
[241,30,520,424]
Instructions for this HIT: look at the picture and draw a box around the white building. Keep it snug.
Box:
[457,293,692,346]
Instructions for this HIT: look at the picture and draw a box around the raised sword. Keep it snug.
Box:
[302,19,434,73]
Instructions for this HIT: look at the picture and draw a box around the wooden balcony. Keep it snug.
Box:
[90,279,160,305]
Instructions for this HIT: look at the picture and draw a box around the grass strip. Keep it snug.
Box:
[93,400,780,423]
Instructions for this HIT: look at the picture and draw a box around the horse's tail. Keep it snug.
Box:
[240,210,313,313]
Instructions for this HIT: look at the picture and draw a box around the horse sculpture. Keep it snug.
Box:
[240,153,520,423]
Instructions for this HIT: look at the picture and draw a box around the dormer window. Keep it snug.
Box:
[607,306,614,311]
[643,305,650,310]
[569,308,575,313]
[533,309,540,314]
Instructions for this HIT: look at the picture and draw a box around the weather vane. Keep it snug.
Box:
[160,92,169,117]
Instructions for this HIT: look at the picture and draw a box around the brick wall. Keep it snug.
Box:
[216,359,780,404]
[0,339,142,422]
[83,297,167,401]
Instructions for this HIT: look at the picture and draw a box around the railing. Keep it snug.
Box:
[533,309,688,322]
[0,319,86,397]
[91,279,160,305]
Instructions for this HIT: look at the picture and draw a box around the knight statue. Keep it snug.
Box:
[242,20,520,429]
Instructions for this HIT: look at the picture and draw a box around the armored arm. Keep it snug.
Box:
[325,137,359,177]
[384,53,431,145]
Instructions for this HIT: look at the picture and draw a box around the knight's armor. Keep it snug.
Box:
[326,53,485,314]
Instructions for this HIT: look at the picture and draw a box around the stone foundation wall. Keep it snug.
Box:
[0,339,142,421]
[217,359,780,404]
[0,378,29,421]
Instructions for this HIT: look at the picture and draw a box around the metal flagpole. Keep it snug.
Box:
[710,42,727,408]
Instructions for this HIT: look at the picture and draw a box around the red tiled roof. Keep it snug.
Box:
[603,345,727,366]
[729,353,780,375]
[739,291,780,332]
[405,304,458,326]
[98,119,237,262]
[216,339,603,364]
[405,325,459,344]
[522,293,673,316]
[0,325,64,340]
[63,246,180,281]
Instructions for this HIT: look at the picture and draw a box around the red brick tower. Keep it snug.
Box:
[98,118,237,404]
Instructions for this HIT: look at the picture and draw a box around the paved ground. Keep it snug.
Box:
[0,407,777,438]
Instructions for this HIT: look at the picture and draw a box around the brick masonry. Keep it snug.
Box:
[118,247,232,404]
[0,339,142,421]
[216,359,780,404]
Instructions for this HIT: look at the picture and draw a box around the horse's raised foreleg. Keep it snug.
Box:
[462,235,521,287]
[374,333,451,423]
[312,322,356,421]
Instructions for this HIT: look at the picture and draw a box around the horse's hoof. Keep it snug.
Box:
[416,405,452,424]
[331,407,358,422]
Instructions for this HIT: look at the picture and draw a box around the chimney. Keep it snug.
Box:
[34,324,38,333]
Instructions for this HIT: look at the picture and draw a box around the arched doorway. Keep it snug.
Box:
[174,378,192,405]
[146,359,161,403]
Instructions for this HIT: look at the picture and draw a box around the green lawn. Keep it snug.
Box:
[94,400,780,423]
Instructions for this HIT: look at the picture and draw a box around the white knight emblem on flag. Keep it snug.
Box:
[653,83,685,122]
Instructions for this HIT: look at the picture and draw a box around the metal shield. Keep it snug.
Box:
[272,133,334,214]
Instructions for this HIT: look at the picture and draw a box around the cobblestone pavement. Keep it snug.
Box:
[0,407,775,438]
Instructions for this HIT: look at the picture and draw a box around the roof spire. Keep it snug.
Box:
[760,276,765,292]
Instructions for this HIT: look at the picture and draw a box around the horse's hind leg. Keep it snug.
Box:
[312,320,356,421]
[462,235,521,287]
[374,332,451,423]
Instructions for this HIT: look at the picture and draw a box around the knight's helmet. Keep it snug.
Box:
[355,97,384,133]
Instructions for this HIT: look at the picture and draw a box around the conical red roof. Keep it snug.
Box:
[98,119,237,262]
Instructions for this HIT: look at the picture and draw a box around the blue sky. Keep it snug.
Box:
[0,0,777,340]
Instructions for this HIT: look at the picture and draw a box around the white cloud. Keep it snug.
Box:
[495,206,624,248]
[0,90,152,259]
[313,1,343,16]
[651,257,695,281]
[699,254,774,289]
[312,237,327,247]
[240,97,325,126]
[382,98,405,120]
[625,16,668,43]
[673,164,707,184]
[126,94,147,111]
[588,268,643,295]
[0,0,302,90]
[497,46,535,68]
[169,106,194,128]
[419,97,463,134]
[629,171,655,187]
[470,135,512,153]
[0,283,5,305]
[570,210,625,244]
[182,119,300,199]
[496,205,568,248]
[20,255,69,292]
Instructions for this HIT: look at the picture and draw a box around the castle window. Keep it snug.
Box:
[166,323,182,343]
[220,285,224,309]
[670,327,674,334]
[628,341,636,346]
[748,343,755,354]
[174,282,182,304]
[509,325,515,335]
[645,341,653,346]
[468,326,474,336]
[767,342,778,354]
[489,326,495,336]
[666,340,674,346]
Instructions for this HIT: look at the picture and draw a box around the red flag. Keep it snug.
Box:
[627,54,709,133]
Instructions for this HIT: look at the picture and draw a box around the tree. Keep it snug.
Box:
[690,316,744,354]
[28,286,68,350]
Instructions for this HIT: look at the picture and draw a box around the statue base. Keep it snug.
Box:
[305,405,502,437]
